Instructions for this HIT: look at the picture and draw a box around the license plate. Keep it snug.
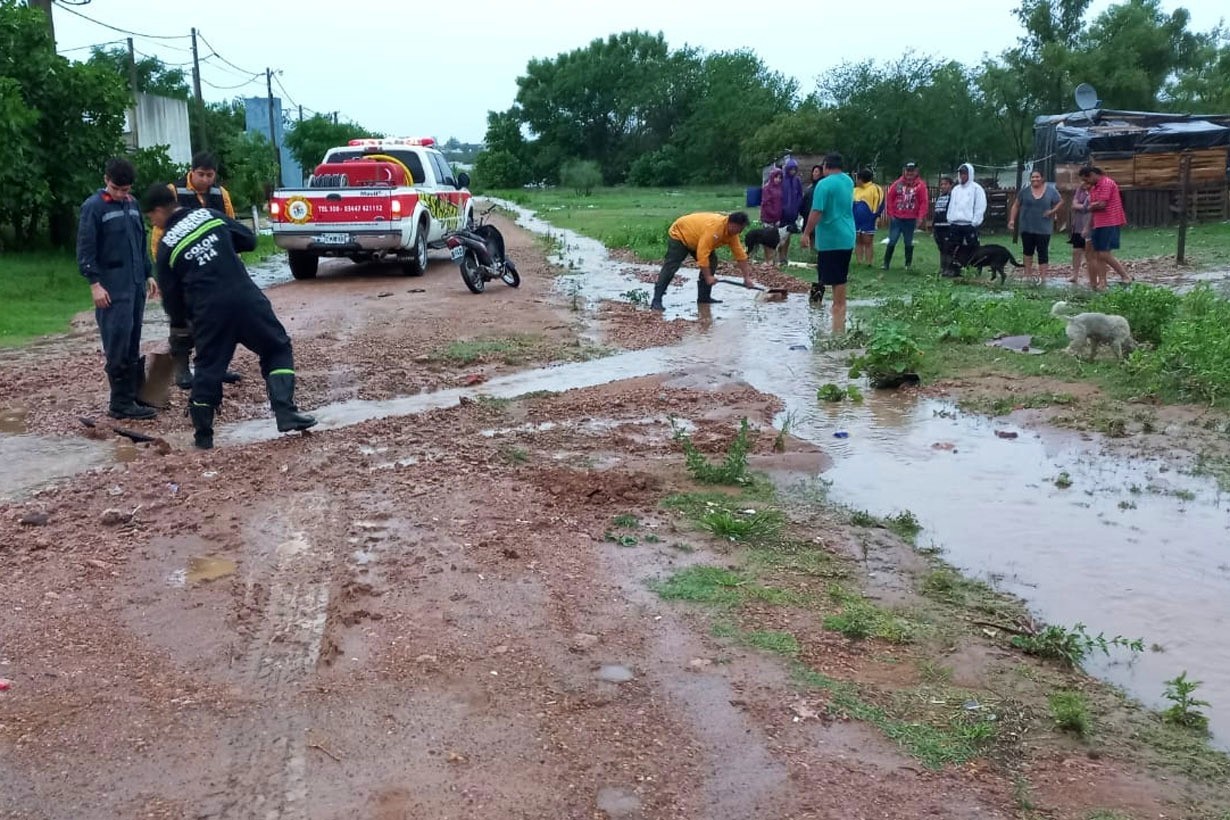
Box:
[450,245,465,261]
[314,233,350,245]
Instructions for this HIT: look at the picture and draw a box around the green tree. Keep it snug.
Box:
[473,149,528,190]
[1166,25,1230,111]
[0,0,128,247]
[283,114,371,171]
[218,130,279,210]
[741,103,837,172]
[85,46,191,99]
[128,145,186,192]
[559,159,603,195]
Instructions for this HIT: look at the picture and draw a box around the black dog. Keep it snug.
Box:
[950,243,1023,284]
[744,226,784,258]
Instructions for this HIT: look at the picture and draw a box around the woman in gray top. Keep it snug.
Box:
[1008,170,1064,281]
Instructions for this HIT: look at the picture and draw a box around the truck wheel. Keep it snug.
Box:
[288,251,319,280]
[402,224,429,276]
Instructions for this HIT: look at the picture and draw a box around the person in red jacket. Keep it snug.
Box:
[883,161,929,271]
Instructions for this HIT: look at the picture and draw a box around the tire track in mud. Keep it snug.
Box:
[200,499,335,820]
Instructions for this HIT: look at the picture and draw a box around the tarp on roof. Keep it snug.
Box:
[1034,109,1230,176]
[1136,121,1230,150]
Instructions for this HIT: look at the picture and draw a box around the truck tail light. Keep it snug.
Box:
[390,199,401,215]
[270,201,281,219]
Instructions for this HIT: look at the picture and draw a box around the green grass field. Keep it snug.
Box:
[492,186,1230,274]
[0,235,283,347]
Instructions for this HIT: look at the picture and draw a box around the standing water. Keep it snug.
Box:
[224,200,1229,745]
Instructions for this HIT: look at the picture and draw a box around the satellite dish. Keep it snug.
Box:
[1074,83,1101,112]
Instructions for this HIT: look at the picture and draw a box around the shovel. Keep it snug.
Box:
[714,277,789,298]
[137,352,176,409]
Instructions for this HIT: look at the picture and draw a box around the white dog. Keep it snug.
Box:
[1051,301,1139,360]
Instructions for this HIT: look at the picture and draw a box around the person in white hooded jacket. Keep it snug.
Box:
[943,163,987,276]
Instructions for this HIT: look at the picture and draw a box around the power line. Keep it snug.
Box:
[272,74,299,109]
[133,47,197,68]
[52,2,192,40]
[196,32,260,78]
[56,38,124,54]
[200,72,264,92]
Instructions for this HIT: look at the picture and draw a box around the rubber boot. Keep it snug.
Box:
[169,327,194,390]
[882,245,895,270]
[107,363,156,420]
[130,356,157,409]
[222,370,242,384]
[189,402,215,450]
[266,371,317,433]
[904,245,914,270]
[650,285,665,312]
[696,277,722,305]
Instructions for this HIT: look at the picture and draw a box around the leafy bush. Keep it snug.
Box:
[1088,284,1179,346]
[1161,671,1211,733]
[848,323,924,387]
[1048,690,1092,736]
[673,417,755,485]
[626,146,684,187]
[1144,285,1230,403]
[1011,623,1144,668]
[560,159,604,195]
[700,508,785,543]
[473,149,529,190]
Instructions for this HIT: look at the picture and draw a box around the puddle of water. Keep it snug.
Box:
[168,556,238,587]
[0,434,116,502]
[0,406,28,434]
[597,664,635,683]
[221,199,1230,746]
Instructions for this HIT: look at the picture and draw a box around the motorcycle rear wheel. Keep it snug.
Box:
[500,259,520,288]
[460,250,485,294]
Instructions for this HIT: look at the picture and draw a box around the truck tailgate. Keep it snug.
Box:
[271,188,395,225]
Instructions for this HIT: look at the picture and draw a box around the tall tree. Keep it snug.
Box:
[85,46,191,99]
[1165,25,1230,111]
[284,114,371,171]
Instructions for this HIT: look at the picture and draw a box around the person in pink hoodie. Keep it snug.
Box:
[757,167,785,262]
[883,161,929,271]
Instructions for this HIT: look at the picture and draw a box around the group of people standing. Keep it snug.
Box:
[76,154,316,449]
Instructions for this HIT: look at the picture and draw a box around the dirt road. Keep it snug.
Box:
[1,216,1226,819]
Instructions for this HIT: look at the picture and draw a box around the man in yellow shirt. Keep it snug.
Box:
[149,152,242,388]
[650,212,755,311]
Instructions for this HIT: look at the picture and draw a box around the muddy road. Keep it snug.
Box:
[1,213,1228,819]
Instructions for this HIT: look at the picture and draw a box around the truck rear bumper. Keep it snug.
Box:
[273,228,404,253]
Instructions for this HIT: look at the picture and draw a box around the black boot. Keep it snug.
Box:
[170,326,194,390]
[696,277,722,305]
[188,402,215,449]
[107,363,156,420]
[882,245,895,270]
[266,371,317,433]
[221,370,242,384]
[904,245,914,270]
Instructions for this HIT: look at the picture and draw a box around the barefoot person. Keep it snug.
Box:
[143,184,316,449]
[650,212,755,311]
[802,153,856,335]
[1067,180,1093,285]
[1079,165,1132,288]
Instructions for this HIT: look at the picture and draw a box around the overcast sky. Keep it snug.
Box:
[52,0,1227,143]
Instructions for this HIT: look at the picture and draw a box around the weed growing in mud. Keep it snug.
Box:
[603,531,639,547]
[712,622,801,656]
[620,288,650,307]
[700,508,785,544]
[817,383,865,403]
[1049,690,1092,736]
[1011,623,1144,668]
[917,660,954,683]
[824,586,916,643]
[650,565,795,608]
[611,513,640,529]
[849,508,878,527]
[1162,671,1211,733]
[885,510,921,543]
[960,391,1076,417]
[749,543,848,579]
[437,336,538,366]
[1054,471,1073,489]
[672,417,754,486]
[847,322,925,387]
[500,446,529,464]
[792,666,997,768]
[919,568,1021,622]
[1192,453,1230,492]
[1088,284,1179,346]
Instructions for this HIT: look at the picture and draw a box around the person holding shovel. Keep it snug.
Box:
[650,212,755,311]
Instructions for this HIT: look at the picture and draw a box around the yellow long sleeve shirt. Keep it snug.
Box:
[668,212,748,264]
[149,182,236,258]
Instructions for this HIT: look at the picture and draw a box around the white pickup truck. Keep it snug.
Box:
[269,137,474,280]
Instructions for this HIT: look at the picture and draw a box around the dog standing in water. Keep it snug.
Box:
[1051,301,1138,360]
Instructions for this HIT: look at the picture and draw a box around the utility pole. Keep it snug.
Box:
[28,0,54,42]
[266,68,283,186]
[298,104,303,124]
[332,111,338,125]
[190,28,207,151]
[1177,152,1192,265]
[125,38,141,148]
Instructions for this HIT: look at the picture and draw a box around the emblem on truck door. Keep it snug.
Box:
[286,197,313,224]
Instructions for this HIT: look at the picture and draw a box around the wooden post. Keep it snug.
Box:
[190,28,207,151]
[266,69,282,187]
[1177,152,1192,265]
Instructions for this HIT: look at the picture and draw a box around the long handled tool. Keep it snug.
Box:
[714,278,790,298]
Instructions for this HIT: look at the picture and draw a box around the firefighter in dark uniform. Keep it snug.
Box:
[77,157,159,420]
[149,152,243,388]
[143,184,316,449]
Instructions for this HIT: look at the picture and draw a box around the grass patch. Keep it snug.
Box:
[699,507,785,544]
[960,391,1077,417]
[1049,690,1092,736]
[649,565,796,609]
[0,252,93,346]
[712,621,801,657]
[499,446,529,464]
[824,586,917,643]
[793,666,997,768]
[611,513,641,529]
[434,336,538,366]
[846,508,922,544]
[919,568,1023,623]
[747,544,848,579]
[673,417,756,486]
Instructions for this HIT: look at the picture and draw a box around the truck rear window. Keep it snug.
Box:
[323,150,427,185]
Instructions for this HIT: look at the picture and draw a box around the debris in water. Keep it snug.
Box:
[833,431,849,439]
[789,344,809,351]
[0,678,11,692]
[994,430,1019,440]
[598,664,634,683]
[932,442,957,451]
[377,291,394,298]
[463,374,487,386]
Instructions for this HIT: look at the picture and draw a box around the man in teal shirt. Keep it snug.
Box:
[801,153,855,335]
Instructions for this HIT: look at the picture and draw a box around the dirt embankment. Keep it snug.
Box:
[1,216,1226,819]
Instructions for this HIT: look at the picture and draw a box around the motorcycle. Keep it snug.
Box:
[445,205,520,294]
